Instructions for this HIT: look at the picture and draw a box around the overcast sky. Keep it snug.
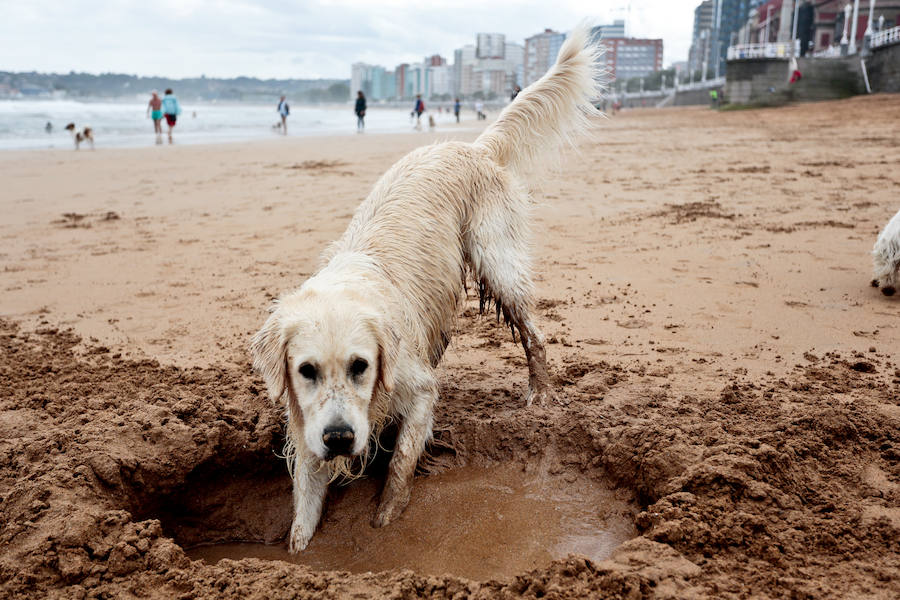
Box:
[2,1,702,79]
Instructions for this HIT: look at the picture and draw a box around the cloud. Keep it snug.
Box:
[0,0,700,78]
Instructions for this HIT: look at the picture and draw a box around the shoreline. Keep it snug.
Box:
[0,100,481,152]
[0,119,486,156]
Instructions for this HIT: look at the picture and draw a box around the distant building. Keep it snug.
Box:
[689,0,715,75]
[453,44,478,96]
[476,33,506,59]
[429,64,452,97]
[590,19,626,41]
[395,63,409,99]
[604,38,664,82]
[745,0,900,51]
[351,63,397,101]
[505,42,525,89]
[524,29,566,85]
[690,1,766,76]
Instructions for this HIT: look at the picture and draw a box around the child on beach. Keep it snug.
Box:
[161,89,181,144]
[147,91,163,145]
[277,96,290,135]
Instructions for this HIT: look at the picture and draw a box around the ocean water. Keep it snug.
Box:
[0,99,461,150]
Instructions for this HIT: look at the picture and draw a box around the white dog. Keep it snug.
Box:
[872,208,900,296]
[251,26,604,553]
[64,123,94,150]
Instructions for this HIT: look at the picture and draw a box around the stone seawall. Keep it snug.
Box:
[866,43,900,93]
[725,56,865,106]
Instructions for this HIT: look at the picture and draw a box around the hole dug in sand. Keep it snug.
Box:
[167,455,636,581]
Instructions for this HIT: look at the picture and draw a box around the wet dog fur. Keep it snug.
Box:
[251,25,605,553]
[872,208,900,296]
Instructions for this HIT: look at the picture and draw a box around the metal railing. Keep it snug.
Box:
[812,45,843,58]
[727,40,800,60]
[675,77,725,91]
[871,26,900,49]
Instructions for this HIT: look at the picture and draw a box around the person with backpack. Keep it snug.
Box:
[161,89,182,144]
[355,91,367,132]
[277,96,290,135]
[413,94,425,129]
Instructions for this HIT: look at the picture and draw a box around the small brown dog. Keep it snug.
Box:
[64,123,94,150]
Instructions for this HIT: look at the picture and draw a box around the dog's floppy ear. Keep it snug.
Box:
[251,305,289,404]
[372,317,400,396]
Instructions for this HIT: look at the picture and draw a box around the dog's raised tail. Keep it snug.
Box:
[474,25,605,178]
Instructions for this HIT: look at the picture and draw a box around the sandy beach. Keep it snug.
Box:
[2,96,899,598]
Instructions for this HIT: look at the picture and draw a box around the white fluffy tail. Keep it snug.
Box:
[474,25,606,178]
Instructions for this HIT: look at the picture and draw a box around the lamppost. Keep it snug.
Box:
[792,0,801,41]
[864,0,878,49]
[849,0,861,54]
[714,0,723,81]
[840,3,851,55]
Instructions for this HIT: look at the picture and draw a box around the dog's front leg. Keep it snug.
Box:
[373,391,434,528]
[288,453,329,553]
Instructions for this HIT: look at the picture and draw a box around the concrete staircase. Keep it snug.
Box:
[725,56,865,106]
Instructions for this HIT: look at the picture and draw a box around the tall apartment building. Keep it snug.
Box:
[690,1,765,75]
[716,0,765,70]
[395,63,409,99]
[603,38,664,81]
[453,44,477,96]
[351,63,393,101]
[505,42,524,89]
[452,37,522,98]
[476,33,506,59]
[688,0,715,74]
[524,29,566,85]
[590,19,626,42]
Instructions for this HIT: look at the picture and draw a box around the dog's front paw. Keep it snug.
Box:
[287,520,315,554]
[372,490,410,528]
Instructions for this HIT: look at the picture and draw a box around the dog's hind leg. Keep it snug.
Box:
[373,381,435,527]
[466,197,557,406]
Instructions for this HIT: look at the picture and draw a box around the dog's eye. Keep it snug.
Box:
[349,358,368,378]
[298,363,318,381]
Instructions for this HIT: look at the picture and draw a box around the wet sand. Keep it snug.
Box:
[1,95,899,599]
[186,464,635,581]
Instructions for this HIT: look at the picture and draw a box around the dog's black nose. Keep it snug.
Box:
[322,424,355,457]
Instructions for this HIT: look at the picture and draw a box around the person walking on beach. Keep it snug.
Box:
[475,100,485,120]
[147,90,163,144]
[161,89,181,144]
[413,94,425,130]
[355,91,367,132]
[277,95,290,135]
[453,97,461,123]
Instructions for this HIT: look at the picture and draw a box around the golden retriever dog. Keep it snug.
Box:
[871,208,900,296]
[251,25,604,553]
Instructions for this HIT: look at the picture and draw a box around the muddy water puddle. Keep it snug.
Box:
[188,463,635,581]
